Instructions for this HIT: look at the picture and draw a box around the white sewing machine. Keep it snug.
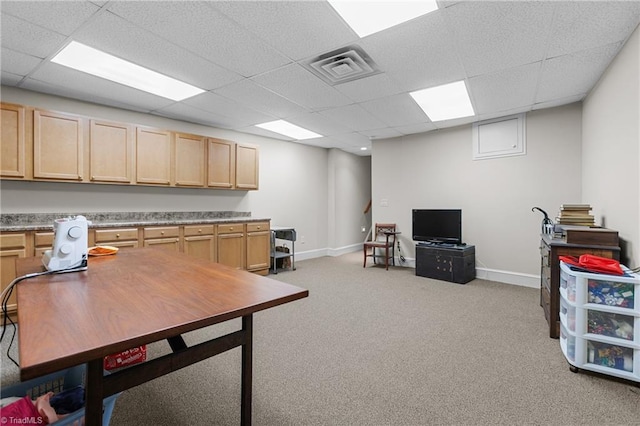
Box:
[42,215,90,272]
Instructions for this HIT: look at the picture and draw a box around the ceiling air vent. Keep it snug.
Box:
[305,45,380,86]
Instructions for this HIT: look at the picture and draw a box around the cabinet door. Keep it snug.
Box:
[34,109,84,181]
[136,127,171,185]
[175,133,205,187]
[218,233,245,269]
[246,230,270,273]
[184,235,215,261]
[207,138,235,188]
[1,233,28,319]
[1,103,26,178]
[90,119,133,183]
[235,143,258,190]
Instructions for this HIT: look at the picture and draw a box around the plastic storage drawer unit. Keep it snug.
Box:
[558,261,640,383]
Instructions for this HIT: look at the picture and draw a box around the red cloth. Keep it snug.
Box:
[0,395,45,425]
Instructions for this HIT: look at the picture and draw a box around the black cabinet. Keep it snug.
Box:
[415,244,476,284]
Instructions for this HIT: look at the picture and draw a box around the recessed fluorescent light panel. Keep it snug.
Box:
[410,81,475,122]
[256,120,322,140]
[328,0,438,37]
[51,41,205,101]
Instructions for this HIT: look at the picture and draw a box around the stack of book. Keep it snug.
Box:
[555,204,595,226]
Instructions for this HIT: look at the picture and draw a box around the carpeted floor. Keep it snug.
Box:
[2,252,639,425]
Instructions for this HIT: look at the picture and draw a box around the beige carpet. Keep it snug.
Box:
[2,252,639,425]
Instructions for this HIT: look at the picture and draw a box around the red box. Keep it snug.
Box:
[103,345,147,370]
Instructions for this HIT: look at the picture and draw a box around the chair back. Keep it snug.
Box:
[374,223,396,242]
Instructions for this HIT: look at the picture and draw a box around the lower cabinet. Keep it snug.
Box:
[143,226,180,252]
[0,233,29,321]
[94,228,139,249]
[217,223,245,270]
[183,225,215,261]
[246,222,270,275]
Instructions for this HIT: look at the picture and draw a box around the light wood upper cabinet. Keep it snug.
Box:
[90,119,133,183]
[33,109,84,181]
[235,143,259,190]
[136,126,172,185]
[1,103,26,178]
[207,138,235,189]
[175,133,206,187]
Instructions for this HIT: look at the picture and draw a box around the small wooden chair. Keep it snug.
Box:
[363,223,397,270]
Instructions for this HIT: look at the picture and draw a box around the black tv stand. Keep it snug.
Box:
[415,243,476,284]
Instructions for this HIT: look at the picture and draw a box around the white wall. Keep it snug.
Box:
[0,86,371,258]
[582,24,640,269]
[372,103,583,287]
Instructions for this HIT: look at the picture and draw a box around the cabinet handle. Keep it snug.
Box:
[116,234,120,238]
[198,229,202,233]
[161,231,165,235]
[257,226,261,230]
[230,227,233,231]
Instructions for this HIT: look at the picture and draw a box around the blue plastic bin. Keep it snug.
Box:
[1,364,120,425]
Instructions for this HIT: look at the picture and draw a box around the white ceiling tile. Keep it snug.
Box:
[236,126,295,141]
[21,77,168,113]
[182,92,276,127]
[360,94,429,127]
[106,1,290,77]
[318,104,382,132]
[28,62,175,111]
[1,48,42,76]
[1,0,100,35]
[0,14,67,58]
[359,128,404,140]
[252,64,352,110]
[533,95,584,111]
[333,73,403,103]
[152,102,232,129]
[537,43,622,104]
[468,62,540,115]
[1,71,23,86]
[393,122,438,136]
[444,1,556,77]
[209,1,357,60]
[360,10,465,92]
[547,2,640,57]
[73,11,243,91]
[286,112,352,137]
[215,79,309,118]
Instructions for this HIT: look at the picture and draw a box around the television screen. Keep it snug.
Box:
[412,209,462,244]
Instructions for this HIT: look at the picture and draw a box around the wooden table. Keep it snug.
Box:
[15,248,308,425]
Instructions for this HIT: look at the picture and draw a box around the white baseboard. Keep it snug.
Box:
[294,249,540,289]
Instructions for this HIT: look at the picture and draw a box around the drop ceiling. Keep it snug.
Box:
[2,1,639,156]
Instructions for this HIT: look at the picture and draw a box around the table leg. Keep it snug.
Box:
[85,358,104,426]
[241,314,253,426]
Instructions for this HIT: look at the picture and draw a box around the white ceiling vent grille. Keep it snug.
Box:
[305,45,381,86]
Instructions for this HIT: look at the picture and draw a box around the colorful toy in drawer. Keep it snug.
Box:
[587,310,634,340]
[588,279,634,309]
[587,341,633,372]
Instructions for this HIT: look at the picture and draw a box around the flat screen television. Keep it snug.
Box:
[412,209,462,244]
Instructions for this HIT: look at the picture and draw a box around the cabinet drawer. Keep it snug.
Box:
[34,232,54,247]
[143,226,179,239]
[218,223,244,234]
[247,222,269,233]
[184,225,214,237]
[0,233,27,249]
[95,228,138,242]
